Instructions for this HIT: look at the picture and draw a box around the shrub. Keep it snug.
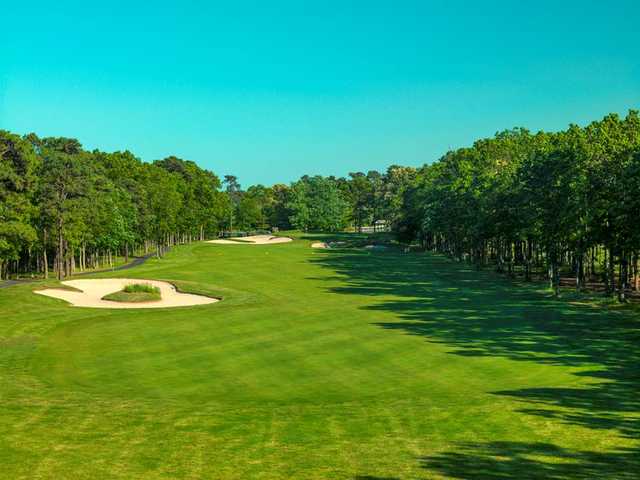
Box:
[123,283,160,294]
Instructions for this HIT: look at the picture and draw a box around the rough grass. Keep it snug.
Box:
[102,283,161,303]
[123,282,160,294]
[0,232,637,479]
[32,281,83,292]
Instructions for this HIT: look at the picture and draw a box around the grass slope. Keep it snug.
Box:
[0,234,638,479]
[102,283,162,303]
[101,290,161,303]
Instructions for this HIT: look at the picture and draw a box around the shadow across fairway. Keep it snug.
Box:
[353,476,400,480]
[420,441,639,479]
[309,248,640,478]
[301,232,397,251]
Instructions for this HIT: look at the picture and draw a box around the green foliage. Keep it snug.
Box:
[267,183,292,229]
[0,131,39,274]
[287,175,350,231]
[1,132,231,279]
[398,110,640,299]
[102,283,161,302]
[154,156,224,239]
[3,109,639,301]
[347,172,374,229]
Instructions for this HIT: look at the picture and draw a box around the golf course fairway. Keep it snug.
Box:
[1,236,637,479]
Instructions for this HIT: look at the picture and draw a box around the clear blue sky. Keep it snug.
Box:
[1,1,639,186]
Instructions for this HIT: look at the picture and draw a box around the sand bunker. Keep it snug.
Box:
[34,278,218,309]
[207,235,292,245]
[311,242,329,249]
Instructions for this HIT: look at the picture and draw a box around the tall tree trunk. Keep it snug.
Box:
[618,253,628,302]
[525,238,532,281]
[575,248,584,292]
[56,221,64,280]
[548,247,560,297]
[607,248,615,296]
[64,240,70,277]
[43,228,49,279]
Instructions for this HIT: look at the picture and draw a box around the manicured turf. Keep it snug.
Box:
[0,234,638,479]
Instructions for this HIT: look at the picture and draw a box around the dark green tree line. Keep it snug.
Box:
[0,134,230,279]
[397,110,640,300]
[3,109,638,301]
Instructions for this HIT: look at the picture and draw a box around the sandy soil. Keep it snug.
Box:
[311,242,329,249]
[34,278,218,309]
[207,235,292,245]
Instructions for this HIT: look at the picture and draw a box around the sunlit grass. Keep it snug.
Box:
[0,234,637,478]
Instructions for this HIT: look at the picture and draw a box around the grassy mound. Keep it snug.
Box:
[102,283,161,303]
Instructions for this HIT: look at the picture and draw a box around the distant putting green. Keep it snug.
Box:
[0,234,638,479]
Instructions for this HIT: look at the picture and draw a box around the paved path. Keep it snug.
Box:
[0,252,158,289]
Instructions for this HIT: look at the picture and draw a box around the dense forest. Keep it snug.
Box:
[2,110,639,300]
[398,110,640,301]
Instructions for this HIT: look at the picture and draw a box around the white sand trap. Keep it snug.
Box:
[207,235,292,245]
[311,242,329,249]
[34,278,218,309]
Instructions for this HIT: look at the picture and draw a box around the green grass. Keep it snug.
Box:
[102,291,161,303]
[102,283,161,303]
[0,233,638,479]
[123,283,161,294]
[32,281,83,292]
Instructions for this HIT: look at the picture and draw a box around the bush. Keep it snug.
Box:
[123,283,160,294]
[103,283,162,303]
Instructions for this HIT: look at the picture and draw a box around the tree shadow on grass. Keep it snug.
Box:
[353,476,400,480]
[301,232,398,250]
[309,249,640,478]
[420,441,639,479]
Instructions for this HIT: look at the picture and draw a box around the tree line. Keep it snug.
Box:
[0,134,230,279]
[0,132,413,280]
[397,110,640,301]
[2,110,639,301]
[219,167,416,234]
